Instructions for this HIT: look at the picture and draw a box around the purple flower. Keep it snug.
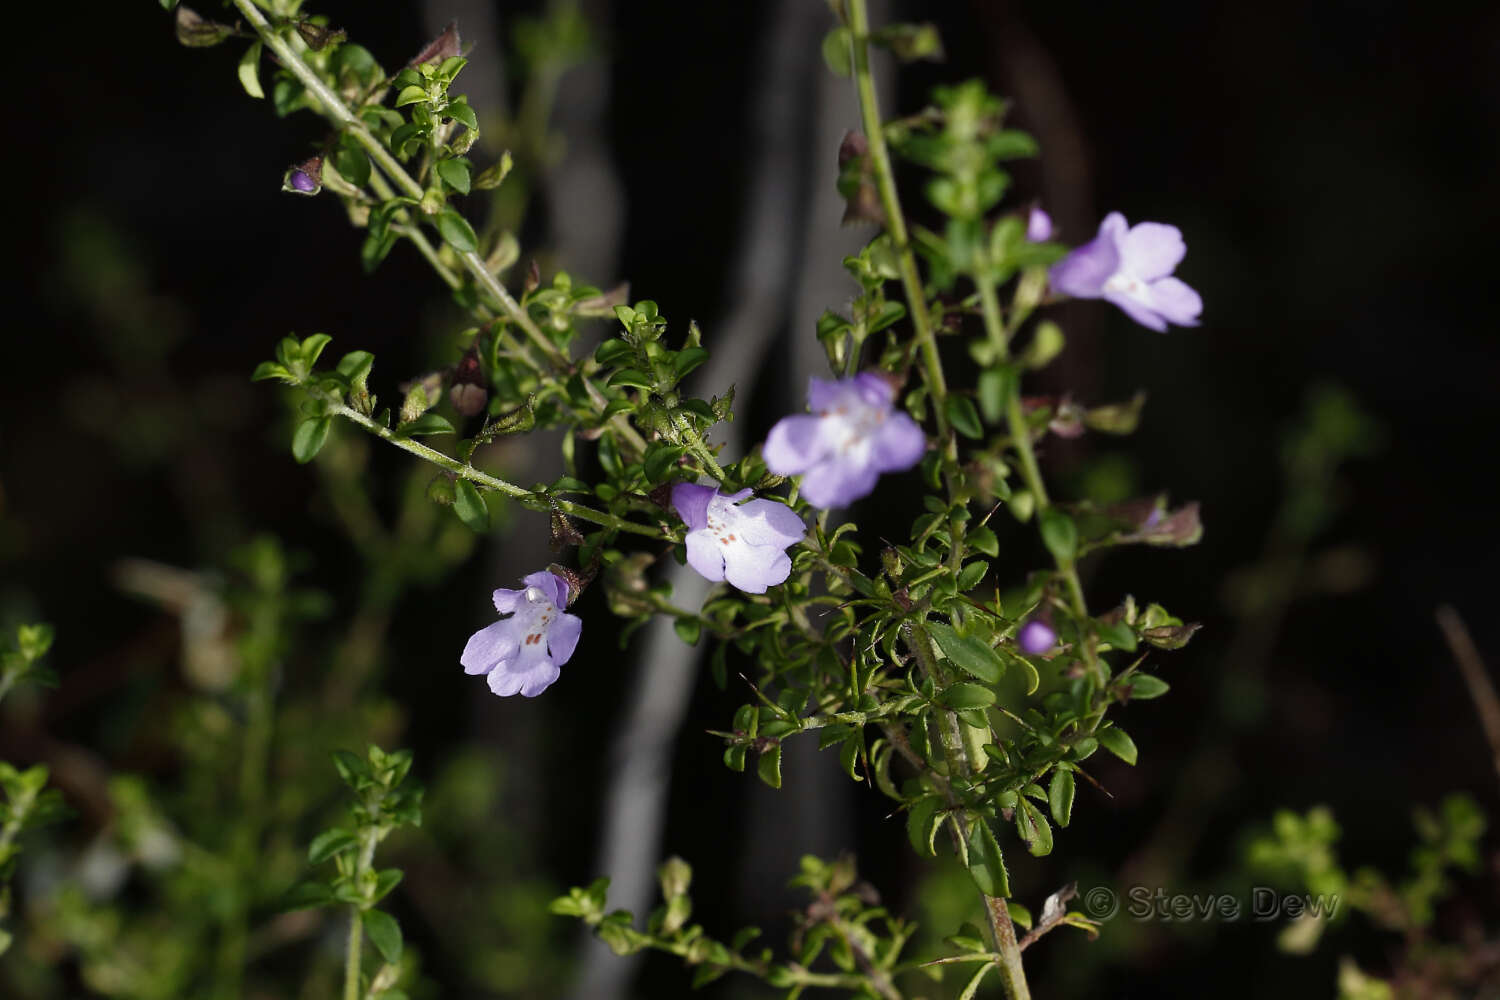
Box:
[762,375,925,509]
[289,170,317,193]
[1048,212,1202,332]
[672,484,805,593]
[1026,206,1053,242]
[461,570,582,697]
[1017,619,1056,655]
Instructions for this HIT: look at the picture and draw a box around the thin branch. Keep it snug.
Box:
[1437,605,1500,786]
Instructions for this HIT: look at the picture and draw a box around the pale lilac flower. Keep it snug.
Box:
[289,170,317,193]
[1048,212,1202,332]
[1017,619,1056,655]
[672,484,805,593]
[763,375,925,509]
[461,570,582,697]
[1026,206,1053,242]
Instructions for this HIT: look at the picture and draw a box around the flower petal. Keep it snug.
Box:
[1144,276,1202,327]
[723,544,790,594]
[670,483,715,529]
[684,530,727,581]
[487,666,527,696]
[799,456,879,509]
[871,413,925,472]
[523,570,568,608]
[492,587,524,615]
[851,373,896,409]
[1123,222,1187,281]
[461,620,518,675]
[518,662,561,697]
[1048,217,1123,298]
[547,612,583,666]
[1101,289,1169,332]
[806,376,846,412]
[731,497,806,547]
[763,414,830,475]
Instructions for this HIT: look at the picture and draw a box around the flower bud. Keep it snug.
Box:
[1026,206,1053,242]
[1017,619,1056,655]
[657,856,692,900]
[283,157,323,196]
[426,475,456,506]
[400,384,431,424]
[449,383,487,417]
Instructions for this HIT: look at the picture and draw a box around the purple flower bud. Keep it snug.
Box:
[672,484,805,593]
[762,374,925,509]
[1026,206,1053,243]
[1017,619,1056,656]
[283,156,322,196]
[1048,212,1202,332]
[461,570,582,697]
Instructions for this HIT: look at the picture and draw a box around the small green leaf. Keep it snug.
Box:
[370,869,403,903]
[1039,509,1078,563]
[967,523,999,557]
[1125,674,1171,700]
[363,910,403,964]
[957,962,996,1000]
[446,99,478,130]
[946,396,984,439]
[906,796,941,856]
[473,151,513,191]
[292,417,332,464]
[757,746,782,789]
[956,560,987,592]
[941,682,996,710]
[1048,769,1075,827]
[453,480,489,533]
[238,41,264,99]
[1098,726,1138,765]
[251,361,294,383]
[926,622,1003,684]
[1018,798,1054,856]
[673,347,710,380]
[964,818,1010,898]
[278,881,335,911]
[396,413,455,437]
[978,368,1016,424]
[1095,619,1137,652]
[436,158,471,195]
[673,618,701,646]
[436,210,478,253]
[394,85,428,107]
[333,134,371,188]
[821,27,853,77]
[300,333,333,367]
[307,828,358,864]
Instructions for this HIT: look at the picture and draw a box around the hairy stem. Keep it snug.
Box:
[976,272,1090,625]
[330,403,662,538]
[846,0,948,434]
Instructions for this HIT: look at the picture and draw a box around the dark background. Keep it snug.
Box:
[4,0,1499,997]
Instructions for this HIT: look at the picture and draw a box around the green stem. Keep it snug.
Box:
[330,404,661,538]
[344,910,363,1000]
[976,272,1091,624]
[846,0,947,433]
[984,895,1031,1000]
[344,830,379,1000]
